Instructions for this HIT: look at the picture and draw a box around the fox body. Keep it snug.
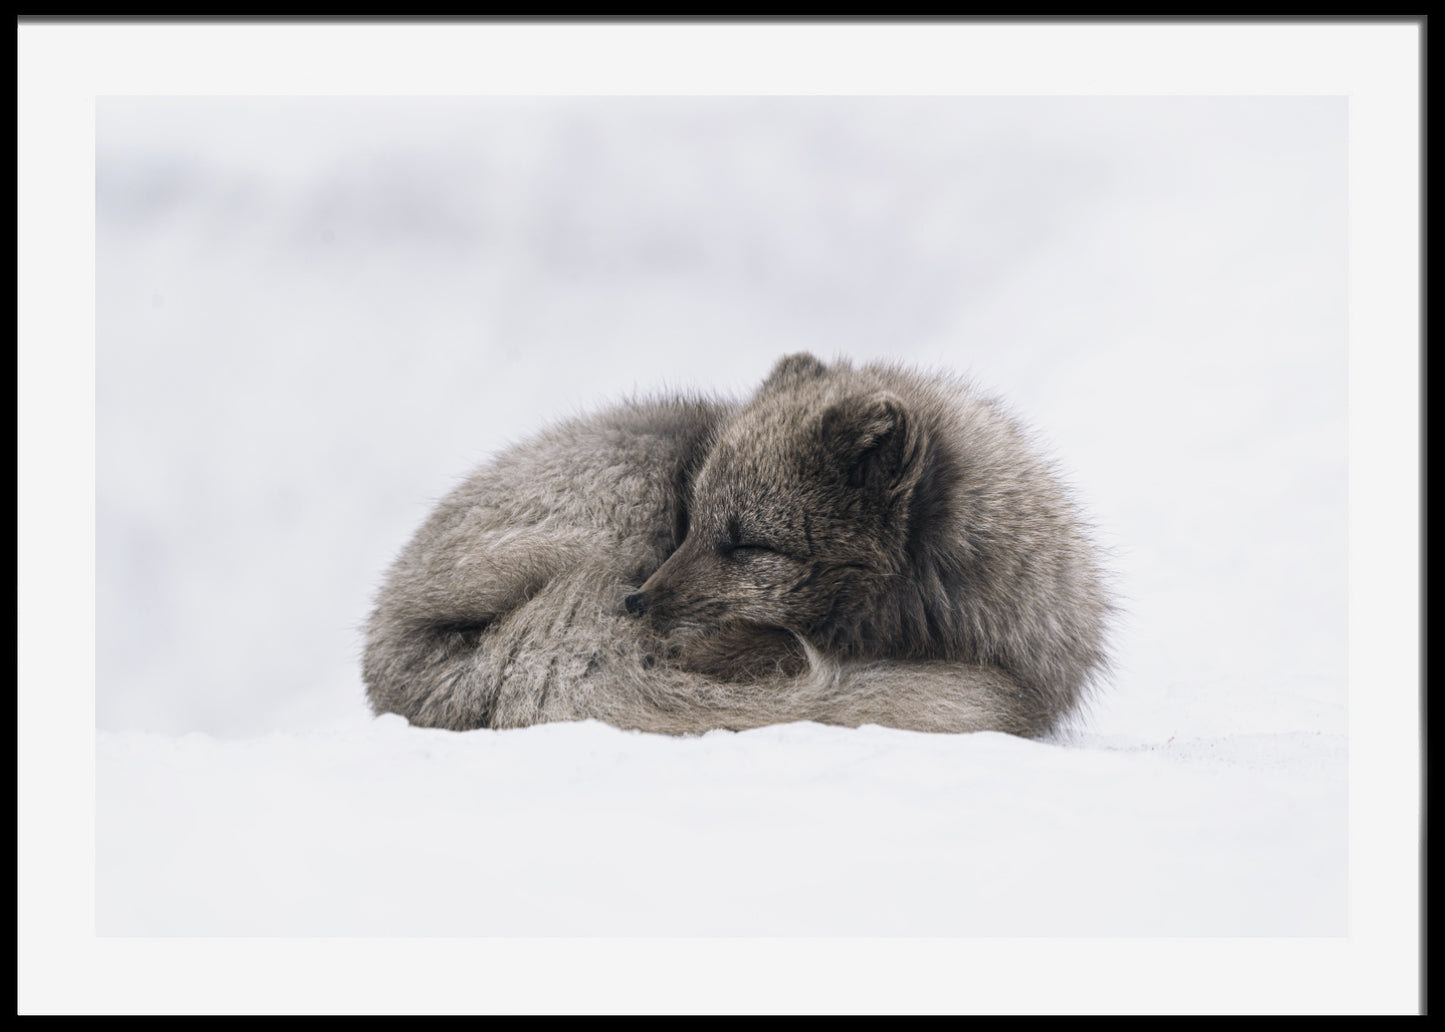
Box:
[363,353,1111,736]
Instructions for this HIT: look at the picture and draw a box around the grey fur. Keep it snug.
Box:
[363,353,1111,736]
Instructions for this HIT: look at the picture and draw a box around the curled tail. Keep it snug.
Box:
[364,561,1060,738]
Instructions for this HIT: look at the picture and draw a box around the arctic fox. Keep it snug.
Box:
[363,353,1111,736]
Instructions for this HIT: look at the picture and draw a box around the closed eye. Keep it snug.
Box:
[727,542,790,561]
[720,540,775,558]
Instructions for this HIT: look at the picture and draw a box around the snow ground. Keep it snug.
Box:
[97,718,1346,937]
[28,70,1410,1010]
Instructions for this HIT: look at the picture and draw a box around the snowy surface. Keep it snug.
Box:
[98,718,1346,937]
[86,94,1360,945]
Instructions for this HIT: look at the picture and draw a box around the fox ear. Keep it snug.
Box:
[818,392,920,493]
[759,352,828,395]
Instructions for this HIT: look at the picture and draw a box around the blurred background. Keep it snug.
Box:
[96,96,1347,739]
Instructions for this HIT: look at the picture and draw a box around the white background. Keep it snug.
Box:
[20,20,1420,1015]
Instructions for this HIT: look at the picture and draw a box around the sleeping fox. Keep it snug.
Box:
[362,353,1111,736]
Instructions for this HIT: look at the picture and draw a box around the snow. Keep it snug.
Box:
[18,24,1422,1014]
[97,718,1347,937]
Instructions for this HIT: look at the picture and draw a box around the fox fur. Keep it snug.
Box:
[363,353,1111,736]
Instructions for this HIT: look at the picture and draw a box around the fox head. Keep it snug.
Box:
[625,353,930,643]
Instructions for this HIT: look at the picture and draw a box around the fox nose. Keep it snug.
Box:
[624,592,648,616]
